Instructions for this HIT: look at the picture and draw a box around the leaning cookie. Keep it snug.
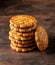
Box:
[35,25,48,51]
[10,43,35,52]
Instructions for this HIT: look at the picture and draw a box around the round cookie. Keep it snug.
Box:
[9,30,22,37]
[10,15,37,28]
[10,24,37,32]
[9,33,35,41]
[20,36,35,41]
[22,31,35,37]
[10,43,35,52]
[9,35,35,44]
[11,41,35,48]
[9,30,35,37]
[35,25,48,51]
[18,24,37,33]
[9,36,14,41]
[9,24,19,31]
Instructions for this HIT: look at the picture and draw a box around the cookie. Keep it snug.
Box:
[10,25,18,31]
[9,30,22,36]
[11,41,35,48]
[9,34,35,41]
[9,30,35,37]
[10,43,35,52]
[10,15,37,28]
[22,31,35,37]
[9,35,13,40]
[16,40,35,45]
[9,24,19,31]
[20,36,35,41]
[10,24,37,32]
[9,35,35,44]
[35,25,48,51]
[18,24,37,32]
[9,30,35,41]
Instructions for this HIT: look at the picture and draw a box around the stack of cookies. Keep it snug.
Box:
[9,15,37,52]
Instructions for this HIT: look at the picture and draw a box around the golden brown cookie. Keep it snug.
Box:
[10,24,37,32]
[9,32,35,41]
[9,24,14,27]
[10,24,19,31]
[11,41,35,48]
[10,43,35,52]
[9,35,35,45]
[9,24,19,31]
[16,40,35,45]
[9,35,14,41]
[35,25,48,51]
[9,35,35,43]
[22,31,35,37]
[9,30,22,36]
[18,24,37,32]
[10,15,37,28]
[9,30,35,37]
[20,36,34,41]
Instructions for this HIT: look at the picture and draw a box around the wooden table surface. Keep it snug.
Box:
[0,3,55,65]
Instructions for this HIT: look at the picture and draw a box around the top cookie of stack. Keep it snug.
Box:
[10,15,37,32]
